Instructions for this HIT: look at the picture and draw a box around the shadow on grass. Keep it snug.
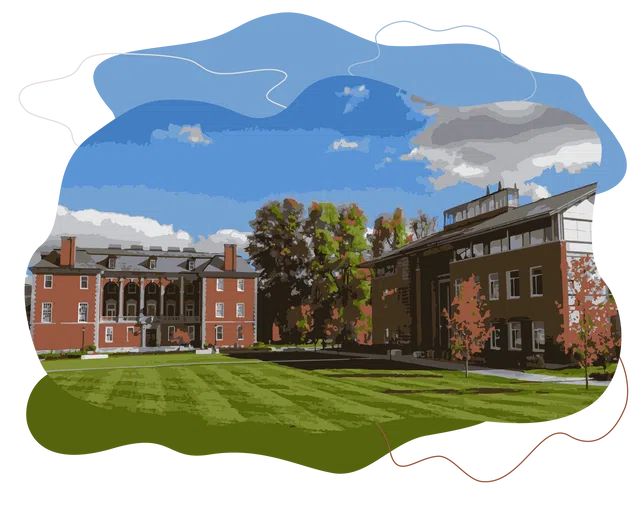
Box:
[27,376,479,473]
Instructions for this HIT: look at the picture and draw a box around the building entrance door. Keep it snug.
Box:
[437,279,451,353]
[146,330,157,347]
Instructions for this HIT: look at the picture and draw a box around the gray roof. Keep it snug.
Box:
[363,182,597,266]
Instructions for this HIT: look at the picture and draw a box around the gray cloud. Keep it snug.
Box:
[401,101,601,199]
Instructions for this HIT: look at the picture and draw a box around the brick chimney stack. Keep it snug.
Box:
[60,236,77,267]
[224,244,237,271]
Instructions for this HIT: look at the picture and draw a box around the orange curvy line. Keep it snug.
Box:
[378,358,640,486]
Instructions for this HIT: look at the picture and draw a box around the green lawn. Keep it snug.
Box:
[28,353,606,472]
[526,364,618,378]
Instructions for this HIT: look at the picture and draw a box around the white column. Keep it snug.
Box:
[160,284,165,317]
[139,277,145,318]
[179,276,185,317]
[118,278,124,318]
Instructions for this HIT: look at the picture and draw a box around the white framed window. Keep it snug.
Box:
[216,278,224,291]
[146,303,157,316]
[41,302,52,323]
[105,300,117,317]
[80,276,89,289]
[185,303,195,316]
[147,283,157,294]
[454,278,463,298]
[237,325,244,340]
[44,275,53,289]
[507,270,520,299]
[508,322,522,351]
[168,326,176,339]
[215,325,223,341]
[236,303,245,318]
[530,267,543,297]
[490,324,500,350]
[186,284,195,294]
[237,279,245,292]
[78,302,89,322]
[187,260,196,271]
[188,325,195,340]
[532,321,545,352]
[149,258,157,270]
[216,302,224,318]
[126,302,137,317]
[489,240,501,254]
[127,282,136,293]
[108,257,116,269]
[489,273,499,300]
[126,326,135,343]
[105,326,114,343]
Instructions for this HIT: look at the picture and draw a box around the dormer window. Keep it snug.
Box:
[149,258,157,270]
[187,259,196,271]
[108,257,116,269]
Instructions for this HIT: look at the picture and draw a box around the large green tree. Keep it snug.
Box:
[369,207,411,258]
[246,198,311,343]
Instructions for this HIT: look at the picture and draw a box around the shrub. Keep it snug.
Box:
[526,354,546,369]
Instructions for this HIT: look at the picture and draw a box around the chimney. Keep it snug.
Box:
[60,236,76,267]
[224,244,237,271]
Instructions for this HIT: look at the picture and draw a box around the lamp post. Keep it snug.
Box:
[81,326,86,352]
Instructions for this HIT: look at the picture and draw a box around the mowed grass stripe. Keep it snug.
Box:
[230,364,402,428]
[193,365,341,432]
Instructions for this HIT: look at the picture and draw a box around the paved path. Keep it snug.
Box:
[323,350,610,387]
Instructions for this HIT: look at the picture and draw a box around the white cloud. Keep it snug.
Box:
[152,124,212,145]
[16,48,124,146]
[328,137,370,153]
[31,206,249,266]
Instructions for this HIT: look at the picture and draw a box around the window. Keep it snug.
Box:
[237,279,245,292]
[523,232,530,247]
[126,326,135,343]
[127,282,136,293]
[216,325,223,341]
[80,276,89,289]
[530,267,543,297]
[501,236,509,252]
[507,270,520,299]
[216,302,224,318]
[147,283,157,294]
[106,300,117,317]
[44,275,53,289]
[146,303,157,316]
[530,229,544,246]
[510,234,523,250]
[472,243,484,257]
[41,302,52,323]
[236,303,245,318]
[185,303,195,316]
[237,325,244,340]
[490,240,502,254]
[78,302,88,322]
[186,284,194,294]
[508,322,522,351]
[187,260,196,271]
[105,326,113,343]
[149,258,157,270]
[532,321,545,352]
[489,273,499,301]
[166,302,176,316]
[108,257,116,269]
[168,326,176,339]
[216,278,224,291]
[126,302,137,317]
[188,325,195,340]
[454,278,463,298]
[490,325,500,350]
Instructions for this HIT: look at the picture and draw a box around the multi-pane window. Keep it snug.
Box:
[489,273,499,300]
[472,243,484,257]
[490,240,502,254]
[78,302,89,322]
[41,302,52,323]
[105,326,114,343]
[108,258,116,269]
[168,326,176,339]
[44,275,53,289]
[216,325,223,341]
[507,270,520,299]
[146,303,157,316]
[501,236,509,252]
[490,324,500,350]
[216,302,224,318]
[188,325,195,340]
[236,303,245,318]
[149,258,157,270]
[454,278,463,298]
[508,322,522,350]
[216,278,224,291]
[532,321,545,352]
[80,276,89,289]
[127,282,136,293]
[185,303,195,316]
[147,283,157,294]
[237,279,245,292]
[530,267,543,297]
[126,326,134,343]
[187,260,196,271]
[530,229,544,246]
[126,303,137,317]
[106,301,117,317]
[237,325,244,340]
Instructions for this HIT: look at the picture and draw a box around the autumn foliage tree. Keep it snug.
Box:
[369,208,410,258]
[443,275,493,377]
[556,255,620,389]
[170,328,192,347]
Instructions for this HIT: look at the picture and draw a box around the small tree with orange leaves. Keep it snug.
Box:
[443,275,493,377]
[170,328,192,348]
[557,255,620,389]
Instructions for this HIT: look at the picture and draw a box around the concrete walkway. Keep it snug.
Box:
[323,350,610,387]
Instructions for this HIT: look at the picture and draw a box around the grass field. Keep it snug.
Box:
[28,352,606,472]
[526,364,617,378]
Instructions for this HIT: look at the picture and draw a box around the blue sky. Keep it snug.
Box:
[54,13,626,242]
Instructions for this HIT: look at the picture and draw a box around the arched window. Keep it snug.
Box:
[126,300,137,317]
[147,283,157,294]
[106,282,117,294]
[146,300,157,317]
[105,299,117,317]
[127,282,137,293]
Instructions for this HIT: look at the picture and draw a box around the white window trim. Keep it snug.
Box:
[168,326,176,339]
[44,275,53,289]
[237,325,244,340]
[105,326,114,343]
[216,278,224,291]
[530,266,544,298]
[507,270,520,299]
[237,279,245,292]
[490,326,500,350]
[149,259,157,270]
[126,301,137,317]
[488,273,499,301]
[215,325,223,341]
[236,303,245,318]
[187,325,195,339]
[41,302,53,323]
[454,278,463,298]
[127,282,136,293]
[532,321,546,353]
[188,260,196,271]
[508,321,522,351]
[108,258,116,269]
[80,276,89,289]
[216,302,224,318]
[126,326,135,343]
[105,300,117,317]
[78,302,89,323]
[185,303,195,316]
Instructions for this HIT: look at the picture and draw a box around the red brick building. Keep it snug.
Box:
[28,237,259,352]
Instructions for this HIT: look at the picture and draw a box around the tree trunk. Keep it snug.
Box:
[465,356,469,378]
[584,362,589,390]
